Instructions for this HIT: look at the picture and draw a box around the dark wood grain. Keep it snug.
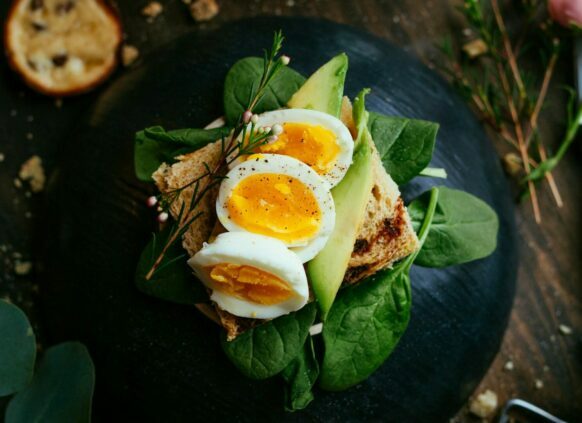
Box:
[0,0,579,421]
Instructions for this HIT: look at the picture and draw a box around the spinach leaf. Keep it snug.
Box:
[408,186,499,268]
[134,126,230,182]
[135,225,208,305]
[221,303,316,380]
[368,112,438,185]
[320,188,439,391]
[281,337,319,412]
[6,342,95,423]
[0,300,36,397]
[223,57,305,126]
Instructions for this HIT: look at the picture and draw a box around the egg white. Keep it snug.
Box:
[217,154,335,262]
[188,232,309,319]
[229,109,354,187]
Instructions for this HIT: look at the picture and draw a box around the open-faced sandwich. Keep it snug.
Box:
[134,32,499,411]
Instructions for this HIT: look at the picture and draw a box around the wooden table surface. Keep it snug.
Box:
[0,0,580,421]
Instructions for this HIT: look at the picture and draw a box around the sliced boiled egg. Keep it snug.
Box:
[188,232,309,319]
[216,154,335,262]
[230,109,354,187]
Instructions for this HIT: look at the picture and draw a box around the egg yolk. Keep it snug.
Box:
[226,173,321,244]
[208,263,293,305]
[255,123,340,174]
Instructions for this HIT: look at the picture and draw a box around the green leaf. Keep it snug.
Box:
[320,188,439,392]
[135,225,208,305]
[223,57,305,126]
[319,263,411,391]
[6,342,95,423]
[221,303,317,380]
[281,337,319,412]
[0,300,36,397]
[368,112,439,185]
[134,126,230,182]
[408,186,499,268]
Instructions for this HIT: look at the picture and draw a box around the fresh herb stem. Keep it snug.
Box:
[404,187,438,271]
[144,32,288,280]
[441,0,577,225]
[419,167,447,179]
[525,104,582,183]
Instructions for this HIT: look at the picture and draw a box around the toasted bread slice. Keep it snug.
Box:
[153,106,419,339]
[4,0,122,96]
[152,140,224,257]
[344,142,419,283]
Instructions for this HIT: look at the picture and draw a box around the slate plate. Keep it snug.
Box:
[41,17,517,422]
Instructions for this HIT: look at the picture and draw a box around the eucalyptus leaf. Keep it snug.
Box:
[134,126,230,182]
[320,188,439,392]
[409,186,499,268]
[223,57,305,126]
[281,337,319,412]
[368,112,438,185]
[0,300,36,397]
[135,225,208,305]
[6,342,95,423]
[221,303,316,380]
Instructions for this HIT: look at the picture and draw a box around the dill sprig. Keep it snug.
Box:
[439,0,580,224]
[144,31,290,280]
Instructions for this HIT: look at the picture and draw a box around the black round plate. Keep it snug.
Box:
[42,17,517,422]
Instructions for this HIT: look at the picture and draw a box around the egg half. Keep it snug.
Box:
[188,232,309,319]
[230,109,354,188]
[217,154,335,262]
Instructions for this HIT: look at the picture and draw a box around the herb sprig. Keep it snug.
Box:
[144,31,291,280]
[439,0,581,224]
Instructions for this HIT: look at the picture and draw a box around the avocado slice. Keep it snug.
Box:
[307,90,375,319]
[287,53,348,117]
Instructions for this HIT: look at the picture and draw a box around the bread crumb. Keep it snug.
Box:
[18,155,45,193]
[14,178,22,189]
[535,379,544,389]
[142,1,163,19]
[559,324,572,335]
[122,45,140,67]
[189,0,219,22]
[469,389,498,418]
[463,39,488,58]
[502,153,522,177]
[14,261,32,275]
[55,98,63,108]
[26,132,34,140]
[0,153,5,162]
[504,360,514,371]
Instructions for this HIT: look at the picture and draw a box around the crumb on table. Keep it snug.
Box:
[142,1,163,20]
[14,261,32,276]
[122,45,140,67]
[189,0,219,22]
[18,155,45,193]
[469,389,498,418]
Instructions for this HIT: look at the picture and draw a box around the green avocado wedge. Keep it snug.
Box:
[307,89,375,319]
[287,53,348,117]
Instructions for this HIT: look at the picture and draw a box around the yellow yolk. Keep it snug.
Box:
[226,173,321,244]
[256,123,340,174]
[208,263,293,305]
